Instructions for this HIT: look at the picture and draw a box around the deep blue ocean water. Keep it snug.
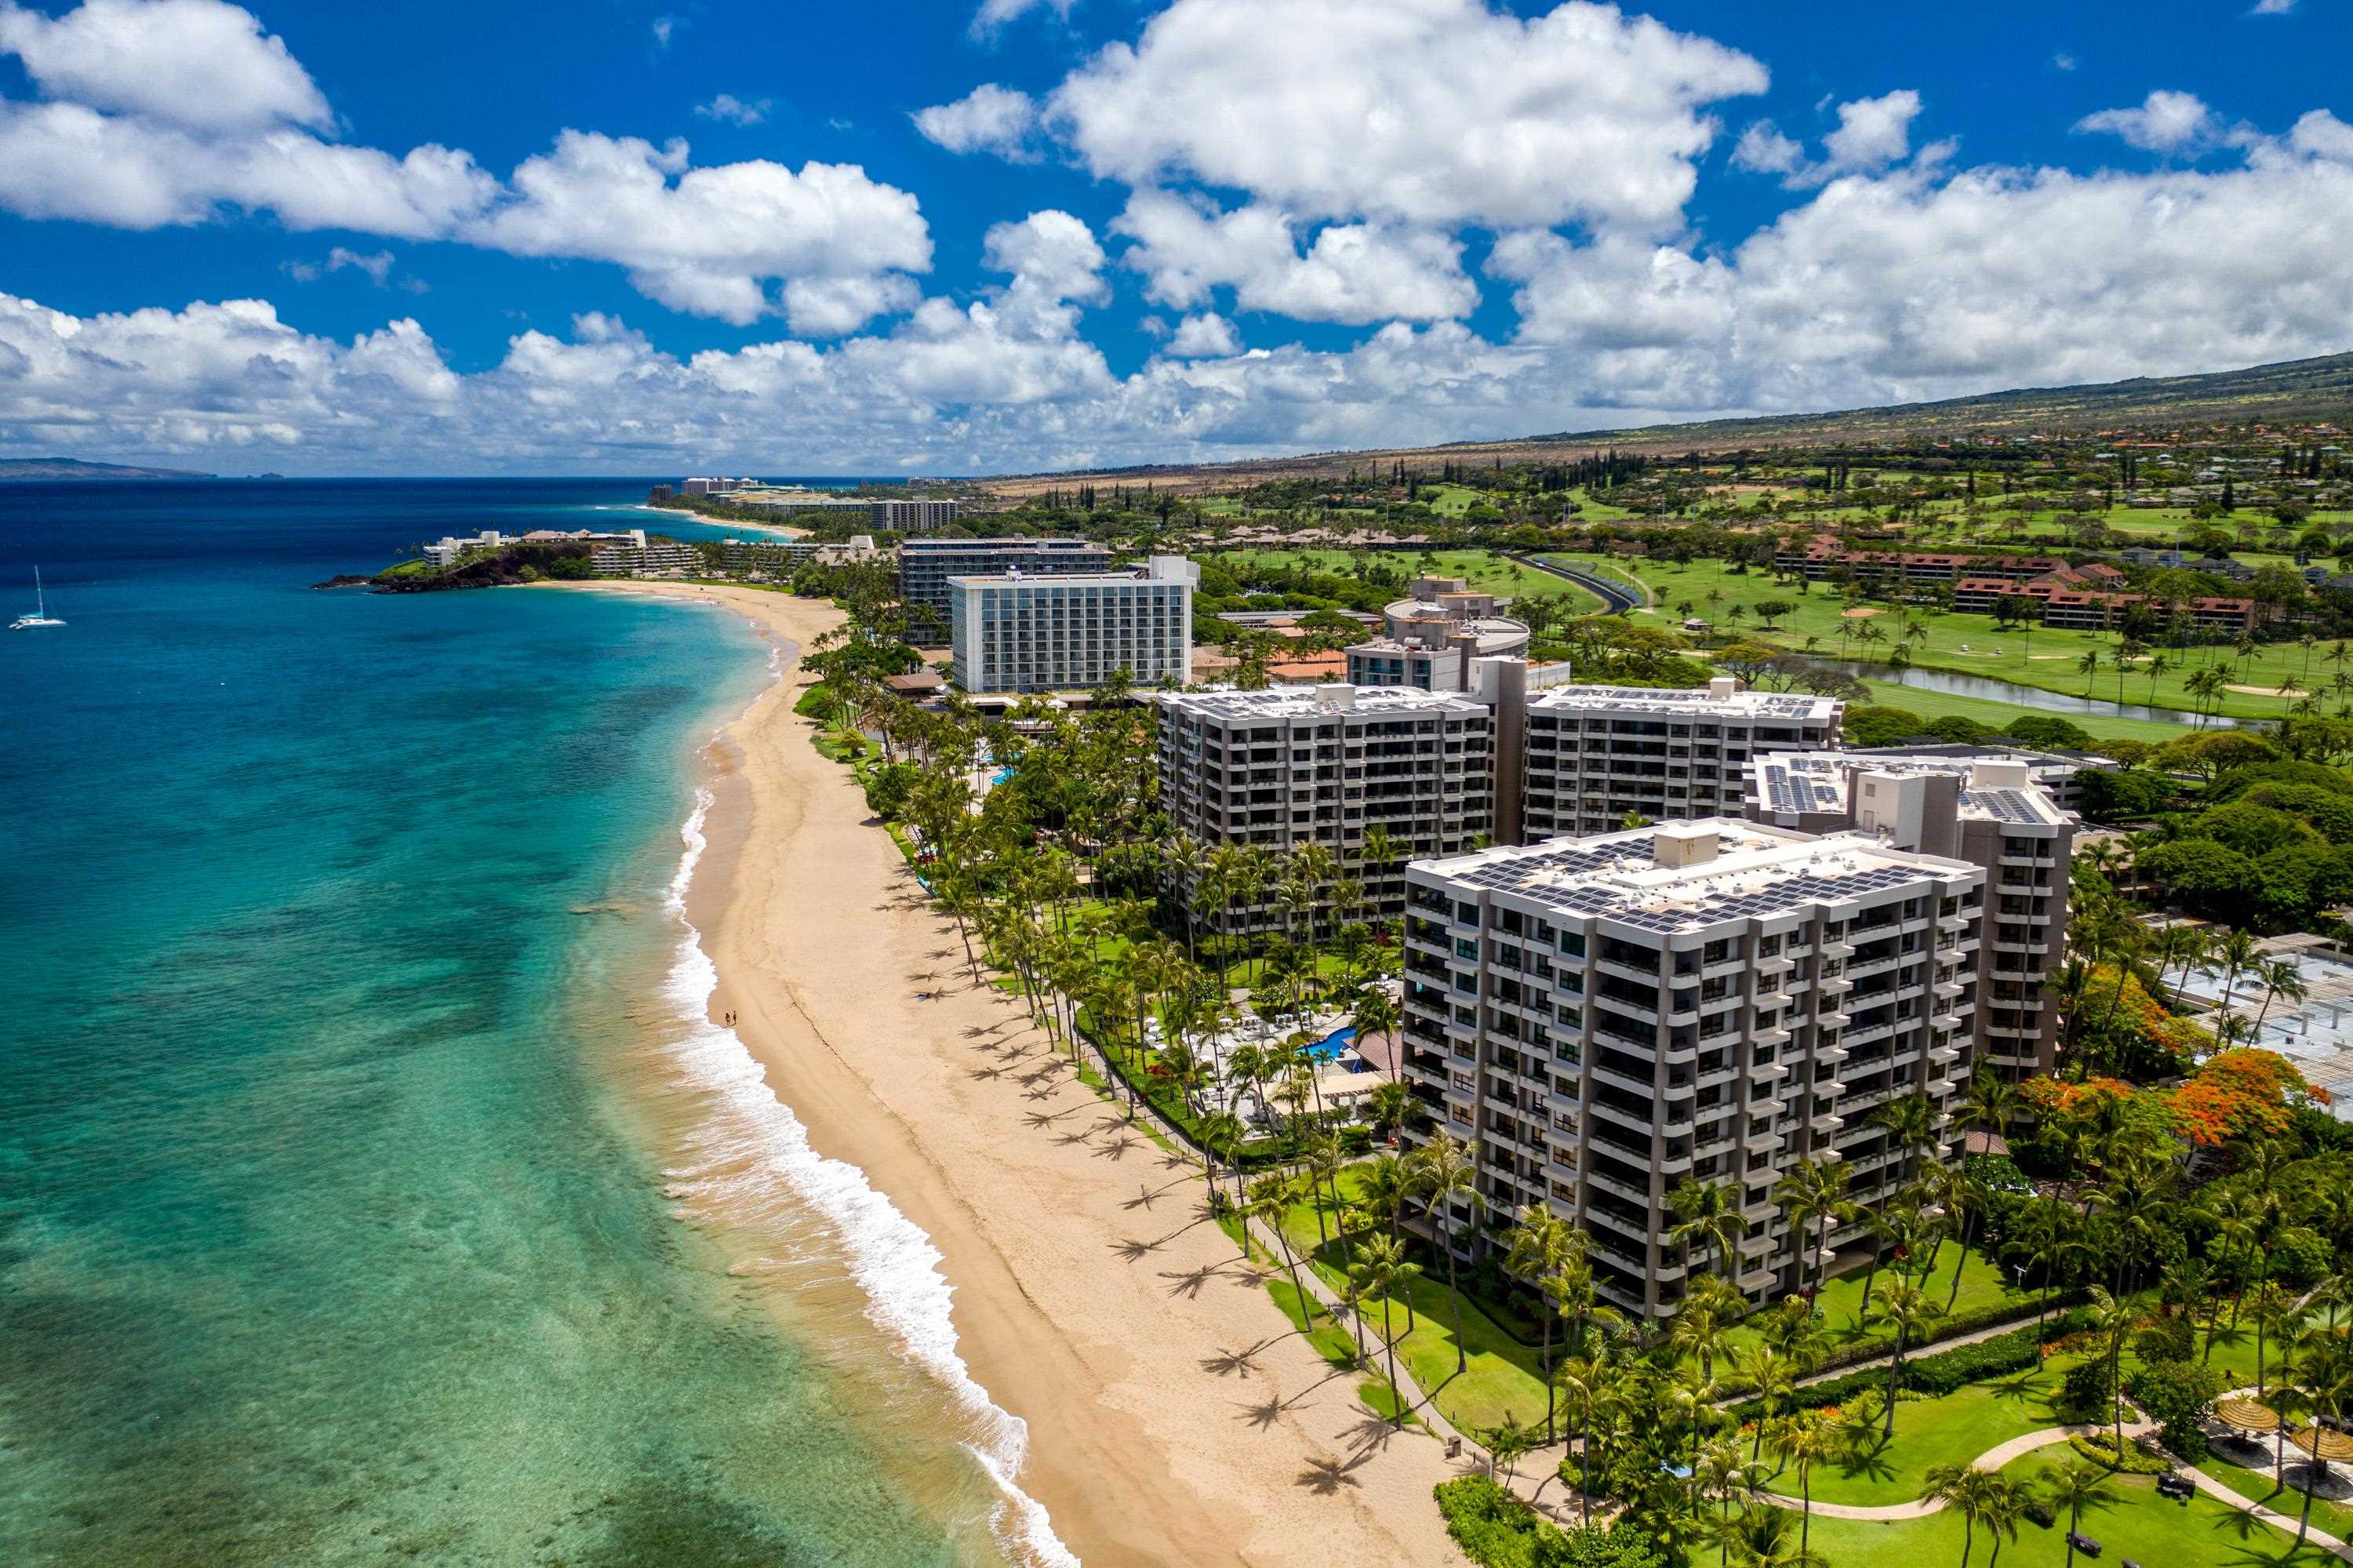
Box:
[0,482,1021,1566]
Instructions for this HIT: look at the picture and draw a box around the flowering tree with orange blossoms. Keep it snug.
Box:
[2166,1048,2330,1148]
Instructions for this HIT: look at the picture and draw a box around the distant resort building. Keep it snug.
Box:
[896,537,1113,623]
[948,557,1198,693]
[1774,535,2259,632]
[1346,577,1538,691]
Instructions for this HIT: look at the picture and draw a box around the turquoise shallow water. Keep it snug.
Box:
[0,483,1024,1566]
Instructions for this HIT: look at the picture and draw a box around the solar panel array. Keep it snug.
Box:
[1431,830,1937,933]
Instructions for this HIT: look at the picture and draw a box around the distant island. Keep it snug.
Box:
[0,457,216,481]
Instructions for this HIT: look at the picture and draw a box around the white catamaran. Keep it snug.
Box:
[11,566,64,629]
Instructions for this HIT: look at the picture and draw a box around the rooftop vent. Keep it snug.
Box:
[1970,760,2032,791]
[1653,824,1721,870]
[1708,676,1739,699]
[1315,683,1356,713]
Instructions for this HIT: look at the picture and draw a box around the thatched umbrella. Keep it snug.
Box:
[2217,1398,2283,1435]
[2288,1426,2353,1464]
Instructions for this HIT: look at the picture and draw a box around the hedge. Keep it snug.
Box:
[1433,1478,1660,1568]
[1728,1307,2100,1421]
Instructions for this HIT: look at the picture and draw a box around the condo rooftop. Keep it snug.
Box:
[1526,683,1842,721]
[1158,684,1489,722]
[1418,820,1970,936]
[1751,753,2072,828]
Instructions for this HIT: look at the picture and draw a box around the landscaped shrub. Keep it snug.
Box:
[2132,1315,2195,1366]
[2070,1432,2168,1475]
[1434,1476,1662,1568]
[1726,1308,2099,1421]
[2126,1360,2225,1461]
[2057,1356,2115,1423]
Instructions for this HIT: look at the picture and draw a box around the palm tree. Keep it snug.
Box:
[1351,988,1402,1082]
[2076,648,2100,697]
[1869,1282,1946,1438]
[1552,1352,1607,1525]
[1926,1464,2018,1568]
[1773,1157,1854,1307]
[1668,1176,1751,1282]
[1246,1172,1307,1301]
[1409,1132,1486,1374]
[2042,1459,2119,1568]
[1774,1412,1842,1555]
[1198,1110,1245,1213]
[1351,1234,1420,1428]
[1504,1206,1581,1439]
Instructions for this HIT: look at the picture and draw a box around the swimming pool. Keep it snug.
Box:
[1306,1025,1355,1063]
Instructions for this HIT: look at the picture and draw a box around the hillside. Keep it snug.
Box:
[0,457,216,480]
[979,351,2353,498]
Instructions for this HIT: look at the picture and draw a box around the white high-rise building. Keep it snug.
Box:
[948,557,1198,693]
[1522,682,1842,839]
[1399,820,1981,1318]
[1155,683,1494,933]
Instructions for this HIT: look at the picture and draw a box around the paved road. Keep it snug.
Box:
[1507,553,1645,613]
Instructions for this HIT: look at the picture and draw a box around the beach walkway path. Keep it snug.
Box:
[1751,1394,2353,1560]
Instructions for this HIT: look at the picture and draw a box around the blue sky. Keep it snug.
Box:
[0,0,2347,474]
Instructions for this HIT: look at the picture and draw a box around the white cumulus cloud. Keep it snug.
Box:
[1114,191,1477,325]
[0,0,930,329]
[911,83,1039,161]
[694,93,771,127]
[2075,89,2232,154]
[1732,89,1922,188]
[1167,312,1240,357]
[0,0,330,132]
[1043,0,1767,232]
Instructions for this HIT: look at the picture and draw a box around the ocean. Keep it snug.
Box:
[0,482,1051,1566]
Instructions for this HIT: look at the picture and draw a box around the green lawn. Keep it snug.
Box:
[1804,1457,2343,1568]
[2200,1450,2353,1545]
[1725,1244,2039,1362]
[1570,551,2340,722]
[1801,1361,2071,1506]
[1219,546,1606,613]
[1271,1170,1556,1437]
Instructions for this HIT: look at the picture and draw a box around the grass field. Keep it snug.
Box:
[1804,1457,2341,1568]
[1578,552,2345,722]
[1219,547,1607,614]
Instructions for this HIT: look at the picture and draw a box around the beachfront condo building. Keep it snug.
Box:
[1398,820,1983,1318]
[1520,682,1843,839]
[1747,752,2075,1079]
[1155,684,1495,934]
[896,537,1114,630]
[948,558,1198,694]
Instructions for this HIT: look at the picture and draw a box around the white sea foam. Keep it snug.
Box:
[659,788,1080,1568]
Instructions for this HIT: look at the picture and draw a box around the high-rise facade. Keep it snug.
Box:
[1398,820,1983,1318]
[1521,682,1842,839]
[1747,752,2075,1079]
[1155,684,1494,932]
[948,558,1197,693]
[897,538,1114,628]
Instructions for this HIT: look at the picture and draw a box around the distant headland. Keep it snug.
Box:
[0,457,216,481]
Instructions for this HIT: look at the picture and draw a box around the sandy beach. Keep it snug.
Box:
[560,582,1464,1566]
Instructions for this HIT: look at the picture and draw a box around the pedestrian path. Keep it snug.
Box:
[1753,1398,2353,1562]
